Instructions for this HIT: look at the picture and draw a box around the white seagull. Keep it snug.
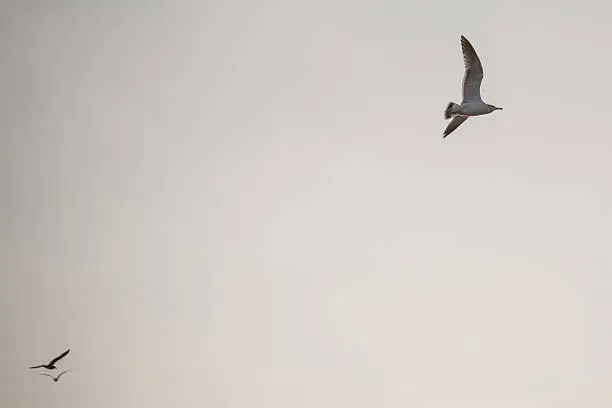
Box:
[443,35,502,138]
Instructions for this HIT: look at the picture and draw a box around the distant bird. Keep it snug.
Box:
[443,35,502,138]
[38,370,70,383]
[29,349,70,370]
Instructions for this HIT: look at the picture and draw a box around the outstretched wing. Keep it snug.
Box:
[37,373,54,378]
[460,36,484,103]
[443,116,468,138]
[29,365,45,369]
[49,349,70,365]
[56,370,70,381]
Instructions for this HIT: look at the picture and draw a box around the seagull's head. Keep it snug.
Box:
[488,104,503,112]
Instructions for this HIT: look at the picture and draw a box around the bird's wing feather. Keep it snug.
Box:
[56,370,70,380]
[49,349,70,365]
[443,116,468,138]
[29,365,45,369]
[460,36,484,103]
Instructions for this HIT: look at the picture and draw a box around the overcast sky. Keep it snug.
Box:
[2,1,612,407]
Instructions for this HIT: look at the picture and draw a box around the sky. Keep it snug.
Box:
[1,1,612,407]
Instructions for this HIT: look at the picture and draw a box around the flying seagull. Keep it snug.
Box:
[443,35,502,138]
[29,349,70,370]
[38,370,70,383]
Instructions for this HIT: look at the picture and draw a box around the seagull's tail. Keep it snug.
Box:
[445,102,459,120]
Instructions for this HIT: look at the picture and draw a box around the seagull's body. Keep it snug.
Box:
[443,35,502,138]
[29,349,70,370]
[38,370,70,382]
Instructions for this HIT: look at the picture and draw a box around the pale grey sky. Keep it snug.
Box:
[2,1,612,407]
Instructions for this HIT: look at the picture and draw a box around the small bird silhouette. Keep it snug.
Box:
[29,349,70,370]
[38,370,70,382]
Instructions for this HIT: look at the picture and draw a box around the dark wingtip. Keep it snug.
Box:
[460,35,473,48]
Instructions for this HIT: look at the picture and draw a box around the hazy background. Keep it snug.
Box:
[2,1,612,407]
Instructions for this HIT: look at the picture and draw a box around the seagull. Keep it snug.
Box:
[443,35,502,138]
[29,349,70,370]
[38,370,70,383]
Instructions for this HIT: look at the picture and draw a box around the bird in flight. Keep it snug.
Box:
[443,35,502,138]
[38,370,70,383]
[29,349,70,370]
